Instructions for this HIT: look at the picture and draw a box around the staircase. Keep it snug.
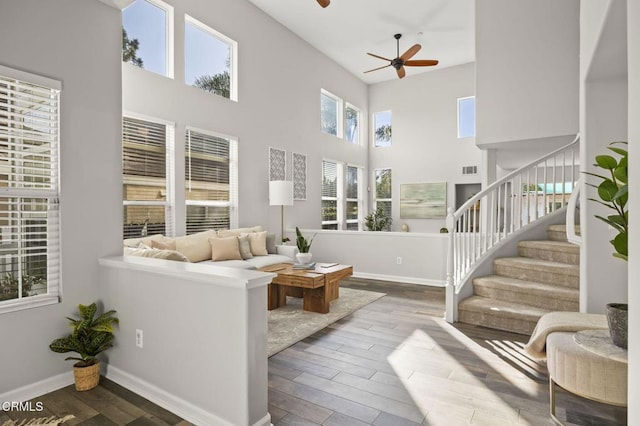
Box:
[457,224,580,335]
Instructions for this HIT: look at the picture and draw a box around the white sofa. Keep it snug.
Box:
[123,226,297,270]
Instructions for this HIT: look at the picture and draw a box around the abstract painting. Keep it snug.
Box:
[400,182,447,218]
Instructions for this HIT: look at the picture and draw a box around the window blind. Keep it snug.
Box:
[185,129,236,234]
[0,65,61,311]
[321,160,338,228]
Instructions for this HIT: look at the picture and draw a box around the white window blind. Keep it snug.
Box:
[0,65,61,313]
[185,128,237,234]
[122,115,173,239]
[321,160,339,229]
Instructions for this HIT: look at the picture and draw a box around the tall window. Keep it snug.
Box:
[185,128,237,234]
[321,160,340,229]
[458,96,476,138]
[345,166,363,230]
[0,65,61,312]
[374,111,392,147]
[122,0,174,78]
[320,90,342,137]
[122,115,174,239]
[375,169,392,219]
[185,15,237,101]
[345,104,360,144]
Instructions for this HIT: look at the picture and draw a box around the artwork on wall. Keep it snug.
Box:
[269,147,286,181]
[292,152,307,200]
[400,182,447,219]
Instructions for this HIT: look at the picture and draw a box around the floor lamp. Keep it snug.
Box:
[269,180,294,243]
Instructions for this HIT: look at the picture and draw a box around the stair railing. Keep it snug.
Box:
[445,134,580,322]
[565,176,582,246]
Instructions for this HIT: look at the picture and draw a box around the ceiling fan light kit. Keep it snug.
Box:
[365,33,439,79]
[316,0,330,7]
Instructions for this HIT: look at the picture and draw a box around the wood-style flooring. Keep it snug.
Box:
[11,278,626,425]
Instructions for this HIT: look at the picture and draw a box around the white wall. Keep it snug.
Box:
[122,0,369,236]
[475,0,579,159]
[368,63,482,233]
[0,0,122,395]
[626,0,639,418]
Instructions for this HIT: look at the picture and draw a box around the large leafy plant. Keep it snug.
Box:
[295,227,315,253]
[49,302,119,367]
[585,141,628,261]
[365,206,392,231]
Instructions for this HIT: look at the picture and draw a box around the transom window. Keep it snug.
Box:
[345,104,360,144]
[458,96,476,138]
[373,111,392,147]
[185,15,237,101]
[0,65,61,313]
[320,90,342,137]
[122,115,174,239]
[185,128,238,234]
[122,0,174,78]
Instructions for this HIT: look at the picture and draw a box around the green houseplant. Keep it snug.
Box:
[585,141,628,348]
[295,227,315,264]
[365,206,392,231]
[49,302,119,390]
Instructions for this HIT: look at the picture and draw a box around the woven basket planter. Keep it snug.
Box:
[73,361,100,391]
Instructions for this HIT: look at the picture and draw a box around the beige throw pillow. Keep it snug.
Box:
[237,234,254,259]
[151,238,176,251]
[248,231,269,256]
[124,247,190,262]
[209,237,243,261]
[217,226,264,238]
[174,230,217,262]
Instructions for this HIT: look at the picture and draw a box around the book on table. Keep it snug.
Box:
[292,262,316,270]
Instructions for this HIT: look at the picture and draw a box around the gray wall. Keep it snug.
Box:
[122,0,369,235]
[0,0,122,393]
[368,63,482,233]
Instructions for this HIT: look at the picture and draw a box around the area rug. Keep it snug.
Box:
[268,287,386,357]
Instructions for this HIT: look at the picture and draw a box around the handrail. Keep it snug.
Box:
[565,177,582,246]
[445,134,580,322]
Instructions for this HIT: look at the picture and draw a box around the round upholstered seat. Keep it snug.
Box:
[546,331,627,406]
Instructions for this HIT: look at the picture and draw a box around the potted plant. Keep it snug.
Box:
[295,226,315,264]
[49,302,119,391]
[365,206,392,231]
[586,141,628,348]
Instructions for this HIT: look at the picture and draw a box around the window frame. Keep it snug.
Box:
[122,0,175,79]
[321,160,342,229]
[374,168,392,221]
[320,89,343,138]
[184,126,238,234]
[457,96,476,139]
[345,165,363,230]
[373,110,392,147]
[184,14,238,102]
[122,112,176,239]
[0,64,62,314]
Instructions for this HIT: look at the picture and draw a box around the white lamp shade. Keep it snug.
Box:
[269,180,294,206]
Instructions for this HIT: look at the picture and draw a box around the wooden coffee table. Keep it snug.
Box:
[260,263,353,314]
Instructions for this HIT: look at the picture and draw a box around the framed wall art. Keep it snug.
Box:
[400,182,447,219]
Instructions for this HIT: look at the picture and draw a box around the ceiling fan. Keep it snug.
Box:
[365,34,439,79]
[316,0,330,7]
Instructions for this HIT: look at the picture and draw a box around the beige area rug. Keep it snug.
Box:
[268,287,386,357]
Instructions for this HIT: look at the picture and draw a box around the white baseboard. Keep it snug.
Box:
[0,371,74,403]
[106,366,271,426]
[353,271,446,287]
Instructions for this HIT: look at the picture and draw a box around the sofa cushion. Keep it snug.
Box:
[123,234,165,248]
[266,232,277,254]
[245,254,294,269]
[209,236,242,261]
[124,247,190,262]
[150,237,176,251]
[237,234,254,259]
[174,230,217,262]
[217,226,263,238]
[248,231,269,256]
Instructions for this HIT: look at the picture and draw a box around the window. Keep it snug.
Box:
[373,111,392,147]
[122,0,174,78]
[345,104,360,144]
[458,96,476,138]
[185,128,238,234]
[0,65,61,313]
[185,15,237,101]
[321,160,340,229]
[374,169,392,219]
[122,115,174,239]
[321,90,342,137]
[345,166,363,230]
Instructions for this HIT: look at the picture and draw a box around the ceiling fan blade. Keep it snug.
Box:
[404,59,439,67]
[364,64,392,73]
[367,52,392,62]
[400,44,422,61]
[316,0,330,7]
[396,66,406,79]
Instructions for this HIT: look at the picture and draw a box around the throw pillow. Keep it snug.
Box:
[151,238,176,251]
[266,232,277,254]
[123,234,164,248]
[124,247,190,262]
[217,225,263,238]
[209,237,243,261]
[248,231,268,256]
[237,234,254,259]
[174,230,217,262]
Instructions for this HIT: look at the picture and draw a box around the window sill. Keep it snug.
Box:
[0,295,59,315]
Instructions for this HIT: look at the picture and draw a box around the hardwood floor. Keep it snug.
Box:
[15,278,626,425]
[268,278,627,426]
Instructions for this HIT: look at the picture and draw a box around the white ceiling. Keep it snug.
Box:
[246,0,475,84]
